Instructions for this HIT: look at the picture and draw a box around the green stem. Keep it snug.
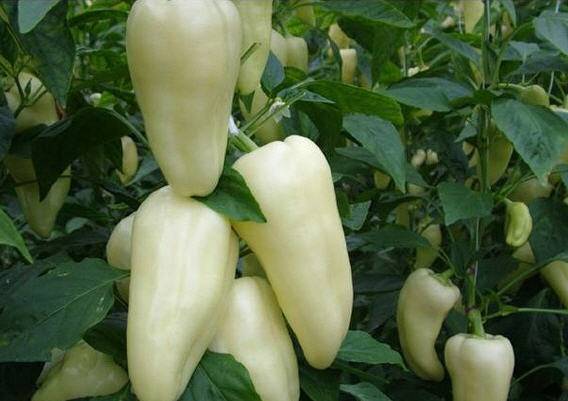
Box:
[332,360,388,386]
[469,309,486,336]
[512,363,555,386]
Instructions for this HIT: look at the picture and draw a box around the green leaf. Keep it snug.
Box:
[529,199,568,264]
[499,0,517,26]
[17,0,60,34]
[302,81,403,125]
[0,92,16,161]
[509,51,568,75]
[261,51,285,94]
[0,208,33,263]
[343,114,406,191]
[492,98,568,182]
[195,167,266,223]
[31,107,136,200]
[68,8,128,27]
[534,11,568,56]
[340,382,393,401]
[181,351,262,401]
[337,331,405,368]
[83,313,127,369]
[300,365,339,401]
[0,258,127,362]
[342,201,371,231]
[386,78,473,112]
[430,30,481,66]
[320,0,414,28]
[438,182,493,225]
[5,1,75,105]
[348,226,430,252]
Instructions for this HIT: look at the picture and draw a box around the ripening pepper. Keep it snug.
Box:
[239,87,285,144]
[541,260,568,309]
[509,177,553,205]
[504,200,532,247]
[415,222,442,270]
[232,135,353,369]
[445,333,515,401]
[126,0,241,197]
[106,212,135,302]
[328,23,350,50]
[4,73,69,238]
[233,0,273,96]
[373,170,391,190]
[397,268,460,381]
[209,277,300,401]
[293,0,315,26]
[116,136,138,184]
[470,126,513,185]
[271,29,288,66]
[340,49,357,84]
[286,36,309,73]
[517,84,550,107]
[32,342,128,401]
[462,0,484,33]
[127,186,238,401]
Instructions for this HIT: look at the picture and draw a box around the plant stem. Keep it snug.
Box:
[469,309,486,336]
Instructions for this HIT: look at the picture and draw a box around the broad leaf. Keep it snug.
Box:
[320,0,414,28]
[340,382,393,401]
[348,226,430,252]
[17,0,60,33]
[529,199,568,263]
[0,208,32,263]
[337,330,406,369]
[438,182,493,225]
[386,78,473,112]
[300,365,340,401]
[534,11,568,56]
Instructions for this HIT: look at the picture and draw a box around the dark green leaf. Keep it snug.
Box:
[492,98,568,182]
[509,51,568,75]
[0,259,127,362]
[31,107,136,199]
[261,51,285,94]
[386,78,473,112]
[340,382,393,401]
[68,8,128,26]
[0,207,32,263]
[181,351,261,401]
[529,199,568,264]
[337,330,405,368]
[438,182,493,225]
[343,201,371,231]
[534,11,568,56]
[321,0,413,28]
[343,114,406,191]
[83,313,127,369]
[348,226,430,252]
[17,0,60,33]
[300,365,339,401]
[0,92,16,161]
[430,30,481,65]
[195,167,266,223]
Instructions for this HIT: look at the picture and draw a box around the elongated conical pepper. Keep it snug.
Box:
[126,0,241,196]
[285,36,309,73]
[504,200,532,247]
[232,136,353,369]
[541,261,568,309]
[271,29,288,65]
[233,0,273,96]
[209,277,300,401]
[471,126,513,185]
[445,333,515,401]
[4,73,70,238]
[328,23,350,50]
[32,342,128,401]
[127,186,238,401]
[415,222,442,270]
[462,0,484,33]
[106,212,135,302]
[116,136,138,184]
[397,269,460,381]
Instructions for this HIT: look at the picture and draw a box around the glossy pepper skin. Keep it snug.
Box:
[271,29,288,65]
[32,342,128,401]
[397,269,460,381]
[209,277,300,401]
[4,73,69,238]
[106,212,135,302]
[117,136,138,184]
[126,0,241,197]
[541,261,568,308]
[127,186,238,401]
[233,0,273,95]
[232,135,353,369]
[445,334,515,401]
[340,49,357,84]
[285,36,309,73]
[504,200,532,247]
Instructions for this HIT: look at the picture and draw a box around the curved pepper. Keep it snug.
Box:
[504,200,532,247]
[209,277,300,401]
[285,36,309,73]
[340,49,357,84]
[445,333,515,401]
[462,0,484,33]
[397,268,460,381]
[509,177,553,205]
[126,0,241,197]
[239,87,285,144]
[328,23,350,50]
[127,186,238,401]
[541,261,568,309]
[106,212,135,302]
[117,136,138,184]
[518,84,550,107]
[415,222,442,270]
[271,29,288,66]
[232,135,353,369]
[233,0,273,95]
[32,342,128,401]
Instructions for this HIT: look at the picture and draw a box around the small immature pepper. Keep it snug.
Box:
[541,260,568,309]
[504,200,532,247]
[117,136,138,184]
[340,48,357,84]
[397,268,460,381]
[286,36,309,73]
[414,222,442,270]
